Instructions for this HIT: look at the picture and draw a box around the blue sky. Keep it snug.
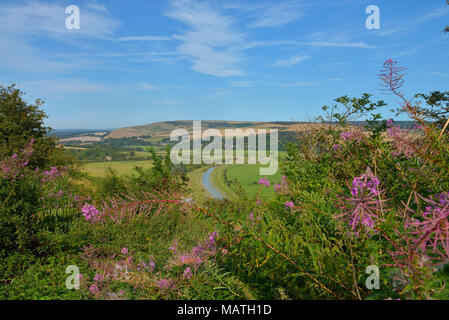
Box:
[0,0,448,129]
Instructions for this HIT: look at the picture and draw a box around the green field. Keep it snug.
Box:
[211,164,282,199]
[82,160,153,178]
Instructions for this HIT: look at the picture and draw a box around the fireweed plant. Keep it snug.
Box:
[77,231,224,299]
[2,59,449,300]
[0,138,88,251]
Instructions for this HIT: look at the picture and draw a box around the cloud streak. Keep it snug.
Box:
[117,36,172,41]
[87,2,108,13]
[271,55,310,67]
[0,1,120,73]
[248,0,306,28]
[24,79,109,95]
[244,40,375,50]
[166,0,246,77]
[225,1,307,28]
[377,6,449,37]
[230,78,342,88]
[428,72,449,77]
[0,1,119,40]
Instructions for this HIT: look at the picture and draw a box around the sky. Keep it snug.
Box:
[0,0,448,129]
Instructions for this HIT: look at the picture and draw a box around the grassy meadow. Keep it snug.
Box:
[81,160,154,178]
[209,164,283,200]
[225,164,282,199]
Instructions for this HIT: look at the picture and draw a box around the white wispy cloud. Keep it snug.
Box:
[0,36,52,72]
[87,2,108,13]
[166,0,246,77]
[248,0,306,28]
[272,55,310,67]
[202,89,232,100]
[428,72,449,77]
[0,1,119,40]
[226,1,306,28]
[244,40,375,50]
[0,1,120,73]
[229,80,261,88]
[279,78,343,87]
[25,79,109,94]
[230,78,342,88]
[160,99,179,105]
[304,41,375,49]
[117,36,172,41]
[378,6,449,37]
[138,82,159,91]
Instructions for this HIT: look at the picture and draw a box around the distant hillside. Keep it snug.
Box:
[104,120,417,139]
[53,129,111,139]
[105,120,306,139]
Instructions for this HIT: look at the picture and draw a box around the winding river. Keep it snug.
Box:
[202,167,224,200]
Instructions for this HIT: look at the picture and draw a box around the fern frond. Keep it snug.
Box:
[101,190,184,224]
[34,207,79,220]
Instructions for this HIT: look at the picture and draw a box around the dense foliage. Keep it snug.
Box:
[0,85,68,168]
[2,60,449,300]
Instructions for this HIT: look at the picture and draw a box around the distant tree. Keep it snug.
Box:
[414,91,449,127]
[320,93,387,137]
[129,146,188,193]
[0,84,66,168]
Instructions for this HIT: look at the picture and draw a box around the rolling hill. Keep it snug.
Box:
[104,120,320,139]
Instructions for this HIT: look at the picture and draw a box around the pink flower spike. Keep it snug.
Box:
[169,240,178,254]
[94,274,103,283]
[285,201,294,210]
[183,267,192,280]
[258,177,270,187]
[89,284,99,294]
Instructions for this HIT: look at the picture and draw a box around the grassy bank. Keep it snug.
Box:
[186,166,211,202]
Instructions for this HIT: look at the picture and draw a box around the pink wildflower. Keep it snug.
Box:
[158,278,174,291]
[94,274,103,283]
[89,284,99,294]
[249,212,255,222]
[379,59,406,94]
[274,176,289,193]
[406,194,449,262]
[169,241,178,254]
[335,168,385,234]
[285,201,295,210]
[258,177,270,187]
[333,144,342,150]
[183,267,192,280]
[387,124,417,159]
[208,232,219,245]
[81,204,103,222]
[340,129,363,142]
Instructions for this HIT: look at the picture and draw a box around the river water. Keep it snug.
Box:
[202,167,224,200]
